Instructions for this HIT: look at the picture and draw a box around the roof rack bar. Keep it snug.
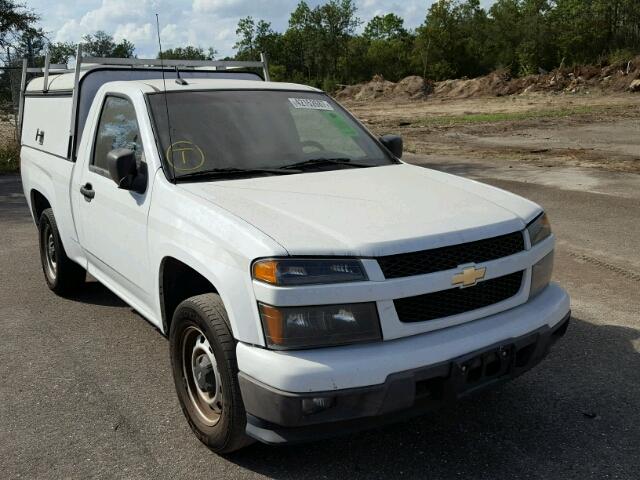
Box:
[17,58,28,143]
[26,65,69,73]
[21,54,270,78]
[69,43,84,159]
[42,51,51,92]
[82,56,265,69]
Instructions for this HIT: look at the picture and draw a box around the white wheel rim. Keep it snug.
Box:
[181,326,223,426]
[43,225,57,281]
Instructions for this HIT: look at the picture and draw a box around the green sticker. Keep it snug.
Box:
[322,111,358,137]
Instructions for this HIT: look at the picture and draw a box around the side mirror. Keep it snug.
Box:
[106,148,146,193]
[380,134,403,159]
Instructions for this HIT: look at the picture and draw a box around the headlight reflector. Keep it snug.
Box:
[530,251,554,298]
[527,213,552,246]
[252,258,367,285]
[259,302,381,350]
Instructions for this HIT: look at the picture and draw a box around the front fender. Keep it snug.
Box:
[148,176,287,345]
[153,244,263,344]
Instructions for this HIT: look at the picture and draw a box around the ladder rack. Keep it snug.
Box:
[17,44,271,142]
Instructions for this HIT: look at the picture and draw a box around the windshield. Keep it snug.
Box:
[147,90,395,180]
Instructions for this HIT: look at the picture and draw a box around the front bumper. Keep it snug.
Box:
[242,311,570,445]
[237,283,569,392]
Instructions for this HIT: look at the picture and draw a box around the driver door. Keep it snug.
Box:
[75,94,153,305]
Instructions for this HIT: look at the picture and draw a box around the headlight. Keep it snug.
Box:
[252,258,367,286]
[530,251,554,298]
[258,302,381,350]
[527,212,552,246]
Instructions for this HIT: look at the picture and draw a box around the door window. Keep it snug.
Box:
[92,96,144,176]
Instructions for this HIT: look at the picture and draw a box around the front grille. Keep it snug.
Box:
[378,231,525,279]
[394,270,524,322]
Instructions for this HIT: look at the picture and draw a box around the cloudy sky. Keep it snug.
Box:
[25,0,494,58]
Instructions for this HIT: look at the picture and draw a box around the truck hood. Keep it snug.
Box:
[179,164,541,256]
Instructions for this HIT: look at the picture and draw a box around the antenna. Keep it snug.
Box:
[155,13,177,183]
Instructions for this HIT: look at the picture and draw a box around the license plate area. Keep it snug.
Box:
[451,345,514,396]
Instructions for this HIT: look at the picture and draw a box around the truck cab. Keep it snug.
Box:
[19,53,570,453]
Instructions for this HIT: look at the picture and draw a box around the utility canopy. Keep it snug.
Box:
[18,44,271,160]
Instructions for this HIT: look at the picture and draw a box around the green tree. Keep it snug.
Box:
[279,0,360,85]
[49,42,76,64]
[234,17,280,61]
[82,31,135,58]
[286,2,319,82]
[486,0,523,72]
[363,13,407,40]
[413,0,461,80]
[363,14,413,80]
[234,16,257,58]
[0,0,39,50]
[158,46,217,60]
[319,0,361,78]
[515,0,556,74]
[550,0,640,65]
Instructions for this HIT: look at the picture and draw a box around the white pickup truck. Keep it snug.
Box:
[19,54,570,453]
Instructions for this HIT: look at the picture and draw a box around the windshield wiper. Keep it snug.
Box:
[174,167,301,182]
[280,157,370,170]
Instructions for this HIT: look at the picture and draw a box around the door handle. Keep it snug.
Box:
[80,183,95,200]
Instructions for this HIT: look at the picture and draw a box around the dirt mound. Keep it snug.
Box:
[335,74,432,101]
[336,57,640,101]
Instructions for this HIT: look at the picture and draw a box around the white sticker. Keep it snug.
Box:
[289,98,334,111]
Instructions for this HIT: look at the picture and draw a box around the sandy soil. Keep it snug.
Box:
[345,93,640,173]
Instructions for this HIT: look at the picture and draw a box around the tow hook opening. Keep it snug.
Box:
[515,342,536,368]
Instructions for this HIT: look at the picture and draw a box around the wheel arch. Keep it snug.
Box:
[30,189,51,225]
[159,256,221,335]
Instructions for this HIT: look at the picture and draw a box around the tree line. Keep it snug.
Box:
[2,0,640,103]
[234,0,640,89]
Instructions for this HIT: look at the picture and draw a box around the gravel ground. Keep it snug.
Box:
[346,93,640,173]
[0,161,639,479]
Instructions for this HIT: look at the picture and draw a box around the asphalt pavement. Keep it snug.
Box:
[1,164,639,479]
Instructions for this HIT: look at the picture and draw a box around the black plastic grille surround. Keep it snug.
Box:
[378,231,525,279]
[394,271,524,322]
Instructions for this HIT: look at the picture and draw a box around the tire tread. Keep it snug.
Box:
[170,293,254,454]
[39,208,85,295]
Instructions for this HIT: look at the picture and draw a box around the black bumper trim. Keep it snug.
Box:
[241,312,571,445]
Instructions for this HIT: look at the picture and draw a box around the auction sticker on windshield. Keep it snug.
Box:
[289,98,334,111]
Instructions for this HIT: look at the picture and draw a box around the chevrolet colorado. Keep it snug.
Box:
[19,54,570,453]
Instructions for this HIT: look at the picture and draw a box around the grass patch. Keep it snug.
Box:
[419,105,599,126]
[0,141,20,174]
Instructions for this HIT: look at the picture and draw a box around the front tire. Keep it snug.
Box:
[169,293,253,453]
[38,208,85,295]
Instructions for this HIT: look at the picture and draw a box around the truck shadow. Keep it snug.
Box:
[227,316,640,479]
[69,280,128,308]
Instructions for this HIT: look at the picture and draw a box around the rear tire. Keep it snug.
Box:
[169,293,254,453]
[38,208,85,295]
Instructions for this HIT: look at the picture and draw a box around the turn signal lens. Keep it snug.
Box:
[252,258,367,285]
[253,260,278,284]
[258,304,284,345]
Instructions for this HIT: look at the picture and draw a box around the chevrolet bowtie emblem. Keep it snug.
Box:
[452,266,487,288]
